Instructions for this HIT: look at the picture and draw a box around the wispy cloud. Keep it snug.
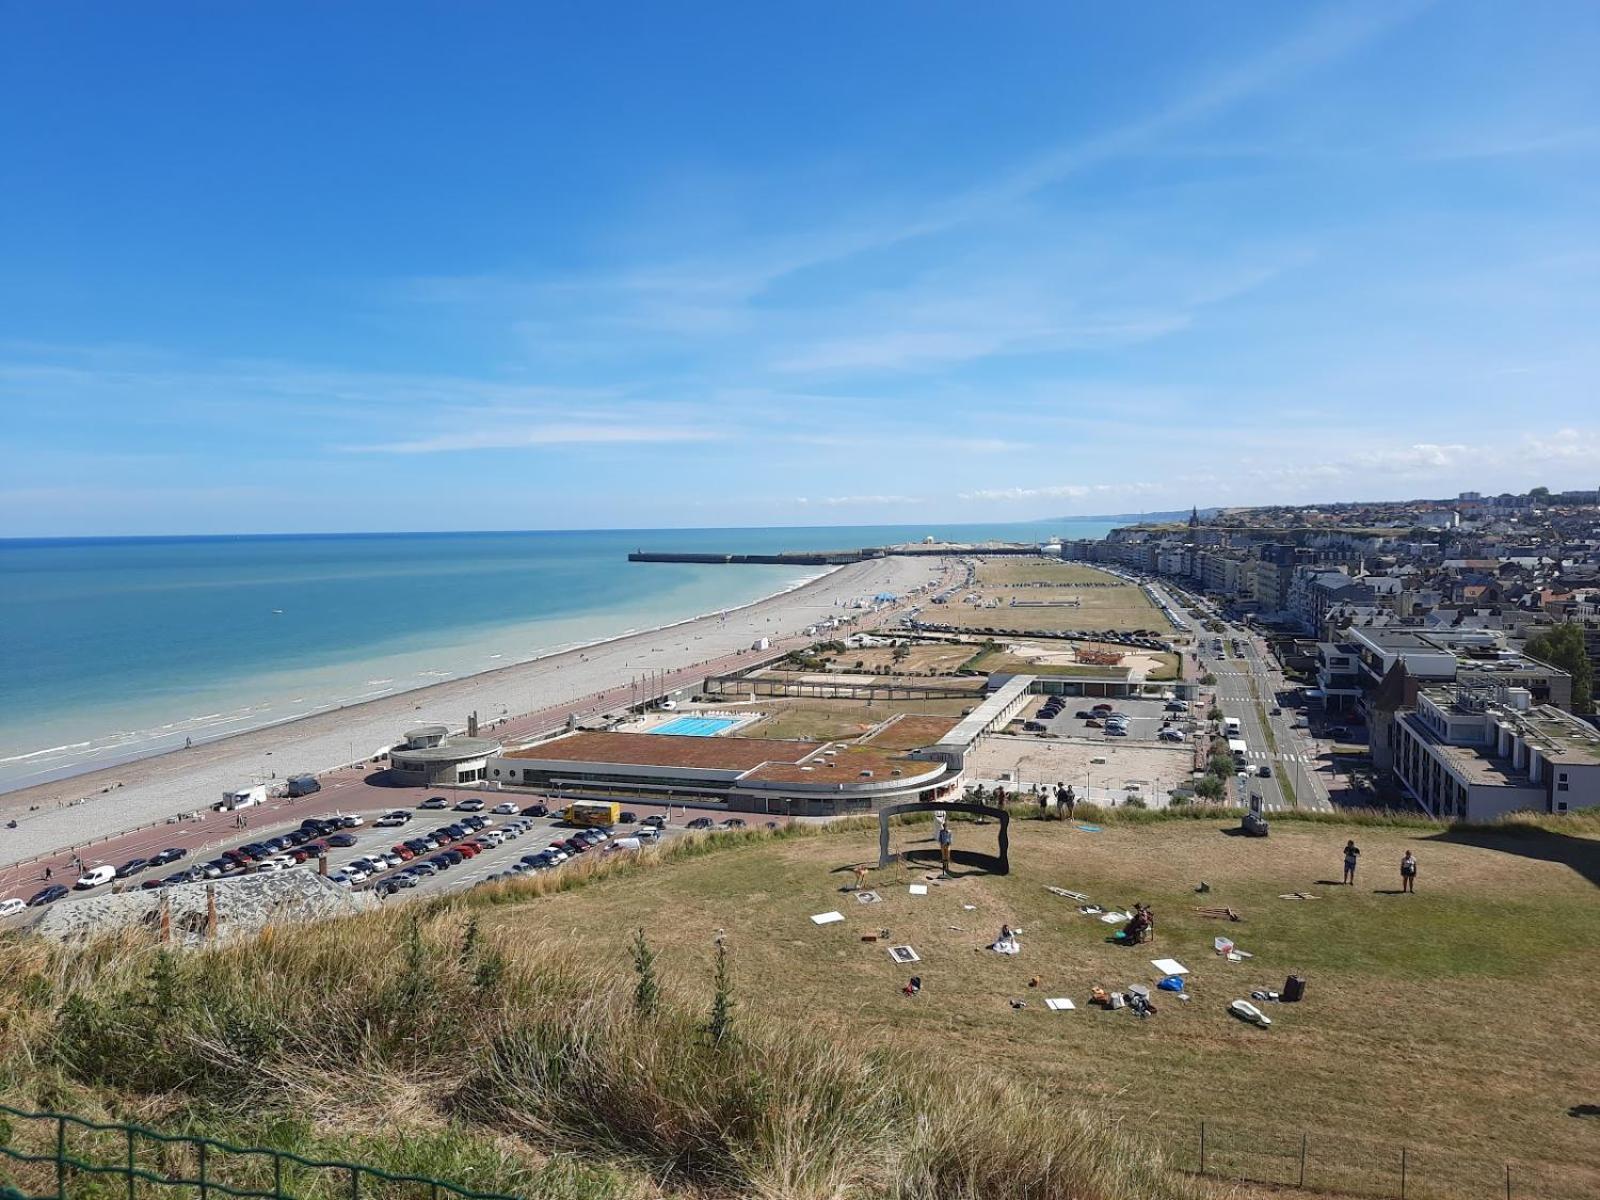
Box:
[351,424,726,455]
[796,494,922,507]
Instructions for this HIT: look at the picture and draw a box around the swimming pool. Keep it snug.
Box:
[651,716,740,737]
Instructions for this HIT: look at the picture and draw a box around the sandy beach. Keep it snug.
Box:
[0,556,943,865]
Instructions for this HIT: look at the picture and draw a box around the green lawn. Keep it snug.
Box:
[480,814,1600,1200]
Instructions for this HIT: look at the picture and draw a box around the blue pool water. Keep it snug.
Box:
[651,717,740,737]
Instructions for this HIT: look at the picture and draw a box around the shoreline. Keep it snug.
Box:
[0,556,940,863]
[0,564,833,796]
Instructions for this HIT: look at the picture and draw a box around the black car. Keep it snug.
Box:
[442,849,465,865]
[236,844,268,860]
[150,847,188,866]
[427,855,452,871]
[686,817,715,830]
[115,858,150,878]
[285,829,311,845]
[28,885,69,907]
[404,838,428,854]
[328,833,357,848]
[521,803,549,817]
[619,811,639,824]
[1075,710,1093,720]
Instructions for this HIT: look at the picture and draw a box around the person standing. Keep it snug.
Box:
[937,822,953,877]
[1342,840,1361,886]
[1400,850,1418,893]
[1064,785,1076,820]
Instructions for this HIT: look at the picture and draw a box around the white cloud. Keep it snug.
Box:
[796,494,921,507]
[350,424,725,455]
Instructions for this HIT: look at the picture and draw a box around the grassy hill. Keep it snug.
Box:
[3,810,1598,1200]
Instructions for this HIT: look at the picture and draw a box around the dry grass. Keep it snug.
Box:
[467,816,1600,1200]
[928,562,1172,633]
[0,826,1208,1200]
[736,697,975,742]
[836,644,976,674]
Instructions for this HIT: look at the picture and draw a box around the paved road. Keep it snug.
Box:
[1203,632,1329,812]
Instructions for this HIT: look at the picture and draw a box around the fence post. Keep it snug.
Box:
[126,1126,136,1200]
[273,1151,283,1200]
[350,1165,360,1200]
[1199,1121,1206,1176]
[55,1116,67,1200]
[197,1139,208,1200]
[1505,1163,1512,1200]
[1299,1133,1307,1189]
[1400,1147,1407,1200]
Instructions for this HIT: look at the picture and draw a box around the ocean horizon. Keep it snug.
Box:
[0,520,1113,793]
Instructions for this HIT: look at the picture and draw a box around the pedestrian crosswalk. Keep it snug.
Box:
[1243,749,1312,764]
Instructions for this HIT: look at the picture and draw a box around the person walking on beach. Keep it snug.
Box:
[1400,850,1418,894]
[1342,840,1361,886]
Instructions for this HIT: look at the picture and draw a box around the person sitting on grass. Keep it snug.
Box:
[1120,903,1154,945]
[992,924,1020,953]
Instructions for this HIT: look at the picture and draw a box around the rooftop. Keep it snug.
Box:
[505,731,824,772]
[860,714,962,750]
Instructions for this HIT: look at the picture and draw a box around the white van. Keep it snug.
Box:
[0,897,25,918]
[74,865,116,890]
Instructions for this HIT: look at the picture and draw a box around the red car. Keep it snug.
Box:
[392,845,415,861]
[456,843,480,859]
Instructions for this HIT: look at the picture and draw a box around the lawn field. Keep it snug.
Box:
[832,643,977,674]
[931,560,1171,633]
[977,560,1125,586]
[736,696,975,741]
[479,814,1600,1200]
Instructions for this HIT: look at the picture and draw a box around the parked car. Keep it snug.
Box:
[1023,721,1046,732]
[115,858,150,879]
[492,802,520,815]
[328,833,358,848]
[619,811,639,824]
[686,817,715,830]
[1105,726,1128,737]
[150,847,188,866]
[28,885,70,907]
[338,815,364,828]
[74,865,116,890]
[721,818,746,830]
[420,796,449,810]
[1084,719,1102,728]
[635,826,660,841]
[454,798,486,812]
[521,803,549,817]
[0,897,26,919]
[375,811,412,827]
[642,814,668,829]
[1074,710,1093,719]
[1269,706,1283,716]
[1092,703,1114,713]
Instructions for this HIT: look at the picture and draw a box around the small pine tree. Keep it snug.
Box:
[632,927,659,1018]
[707,934,734,1046]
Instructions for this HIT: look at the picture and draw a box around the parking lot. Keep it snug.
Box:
[1021,694,1197,744]
[2,792,762,920]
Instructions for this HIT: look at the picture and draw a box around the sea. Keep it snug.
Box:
[0,520,1114,793]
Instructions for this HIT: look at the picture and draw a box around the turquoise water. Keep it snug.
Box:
[650,716,740,736]
[0,521,1111,791]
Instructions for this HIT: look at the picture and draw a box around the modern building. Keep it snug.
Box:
[386,726,504,787]
[1393,684,1600,820]
[1345,627,1574,711]
[486,728,957,817]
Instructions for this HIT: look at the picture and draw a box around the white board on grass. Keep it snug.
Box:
[1150,958,1189,975]
[1044,997,1076,1011]
[1099,911,1128,924]
[908,884,928,895]
[810,911,845,925]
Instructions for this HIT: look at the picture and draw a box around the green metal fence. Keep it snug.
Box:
[0,1106,520,1200]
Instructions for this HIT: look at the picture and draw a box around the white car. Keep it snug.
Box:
[0,897,25,918]
[480,830,506,847]
[338,814,365,827]
[344,868,369,884]
[375,811,411,828]
[492,802,519,815]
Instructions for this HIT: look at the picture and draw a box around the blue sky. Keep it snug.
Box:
[2,1,1598,535]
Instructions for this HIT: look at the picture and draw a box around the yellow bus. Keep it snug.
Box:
[564,800,620,828]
